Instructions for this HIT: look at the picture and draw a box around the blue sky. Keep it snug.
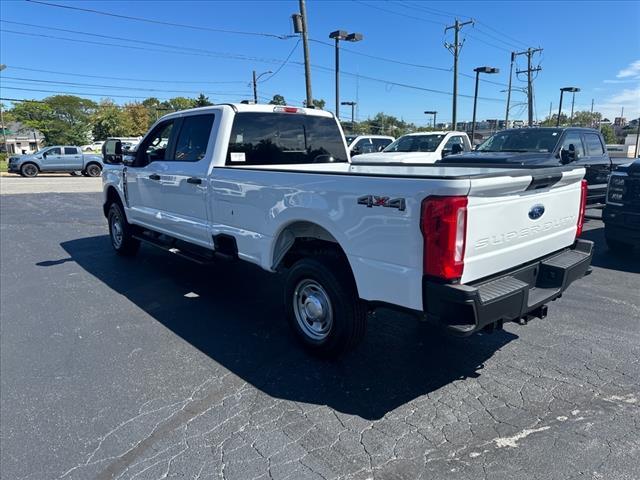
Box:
[1,0,639,125]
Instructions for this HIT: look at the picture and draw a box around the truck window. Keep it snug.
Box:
[584,133,605,156]
[47,147,61,155]
[227,112,347,165]
[371,138,392,151]
[64,147,78,155]
[138,120,175,165]
[174,114,215,162]
[560,132,585,159]
[443,136,464,152]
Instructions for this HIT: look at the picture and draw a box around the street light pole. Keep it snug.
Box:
[252,70,272,104]
[330,30,362,119]
[424,111,437,129]
[471,66,499,146]
[0,64,7,152]
[557,87,580,127]
[341,101,356,132]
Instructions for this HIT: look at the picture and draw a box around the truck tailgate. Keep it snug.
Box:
[462,167,585,283]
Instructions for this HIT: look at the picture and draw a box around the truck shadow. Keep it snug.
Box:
[579,225,640,274]
[60,235,517,421]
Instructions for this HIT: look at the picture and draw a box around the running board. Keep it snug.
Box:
[133,233,217,265]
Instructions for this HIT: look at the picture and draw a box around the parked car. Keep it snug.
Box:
[8,146,103,177]
[345,135,395,156]
[603,159,640,250]
[82,141,105,152]
[101,103,592,357]
[351,131,471,164]
[438,128,627,207]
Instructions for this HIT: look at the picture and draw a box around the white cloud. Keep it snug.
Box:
[594,87,640,120]
[616,60,640,79]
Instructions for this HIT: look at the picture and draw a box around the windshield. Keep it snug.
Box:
[477,129,561,153]
[383,134,445,153]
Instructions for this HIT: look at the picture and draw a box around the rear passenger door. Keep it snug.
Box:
[63,147,83,170]
[580,132,611,205]
[158,113,216,247]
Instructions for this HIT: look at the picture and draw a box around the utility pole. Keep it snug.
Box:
[298,0,313,107]
[515,47,543,127]
[0,64,6,151]
[548,102,552,124]
[252,70,258,104]
[505,52,515,128]
[590,98,594,127]
[445,18,474,131]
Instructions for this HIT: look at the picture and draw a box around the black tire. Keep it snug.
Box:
[284,256,366,358]
[20,162,39,177]
[107,202,140,256]
[605,235,630,253]
[84,163,102,177]
[70,171,81,176]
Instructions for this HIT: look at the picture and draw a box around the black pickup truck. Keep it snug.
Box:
[439,128,625,207]
[603,159,640,250]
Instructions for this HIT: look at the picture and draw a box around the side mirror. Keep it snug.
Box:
[451,143,464,155]
[42,152,47,158]
[351,147,360,156]
[560,145,576,164]
[102,139,123,165]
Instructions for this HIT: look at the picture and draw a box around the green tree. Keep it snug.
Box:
[162,97,194,112]
[303,98,326,110]
[91,100,128,140]
[571,110,601,127]
[122,102,151,136]
[600,124,617,144]
[193,93,213,107]
[268,94,286,106]
[541,113,568,127]
[11,95,96,145]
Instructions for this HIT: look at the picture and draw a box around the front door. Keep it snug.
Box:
[124,119,176,232]
[156,113,216,247]
[40,147,63,171]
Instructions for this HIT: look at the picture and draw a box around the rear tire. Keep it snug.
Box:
[20,162,39,177]
[284,256,366,358]
[108,202,140,256]
[84,163,102,177]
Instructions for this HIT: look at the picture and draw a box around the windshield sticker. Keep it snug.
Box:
[230,152,246,162]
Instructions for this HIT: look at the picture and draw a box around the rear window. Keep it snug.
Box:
[226,112,347,165]
[64,147,78,155]
[584,133,605,156]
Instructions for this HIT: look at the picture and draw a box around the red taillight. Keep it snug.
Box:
[576,179,588,237]
[421,196,468,280]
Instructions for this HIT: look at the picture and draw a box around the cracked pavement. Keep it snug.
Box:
[1,187,639,480]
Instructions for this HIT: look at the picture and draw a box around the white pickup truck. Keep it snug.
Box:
[351,131,472,164]
[101,104,593,357]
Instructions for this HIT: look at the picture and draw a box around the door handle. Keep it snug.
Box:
[187,177,202,185]
[149,174,161,180]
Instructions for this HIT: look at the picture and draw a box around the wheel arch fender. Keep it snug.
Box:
[103,184,125,218]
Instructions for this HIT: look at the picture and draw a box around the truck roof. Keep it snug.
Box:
[401,131,467,136]
[160,103,335,121]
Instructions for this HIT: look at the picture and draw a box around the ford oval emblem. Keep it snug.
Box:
[528,204,545,220]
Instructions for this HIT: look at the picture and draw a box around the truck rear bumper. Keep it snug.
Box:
[423,239,593,335]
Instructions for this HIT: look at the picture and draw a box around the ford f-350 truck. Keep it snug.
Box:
[101,104,593,357]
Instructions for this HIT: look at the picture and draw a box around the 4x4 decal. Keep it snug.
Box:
[357,195,406,211]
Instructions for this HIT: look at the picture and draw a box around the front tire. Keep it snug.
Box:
[284,256,366,358]
[20,163,39,177]
[108,202,140,256]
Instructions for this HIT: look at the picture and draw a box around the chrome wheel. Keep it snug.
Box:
[293,279,333,341]
[110,211,124,249]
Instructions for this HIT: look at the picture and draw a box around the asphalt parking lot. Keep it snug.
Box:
[1,176,639,480]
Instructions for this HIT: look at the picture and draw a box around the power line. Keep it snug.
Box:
[0,21,284,63]
[354,0,445,26]
[260,40,301,83]
[0,76,249,96]
[24,0,295,39]
[1,65,246,85]
[0,86,247,100]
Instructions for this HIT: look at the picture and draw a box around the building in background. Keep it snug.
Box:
[614,117,628,127]
[0,121,45,154]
